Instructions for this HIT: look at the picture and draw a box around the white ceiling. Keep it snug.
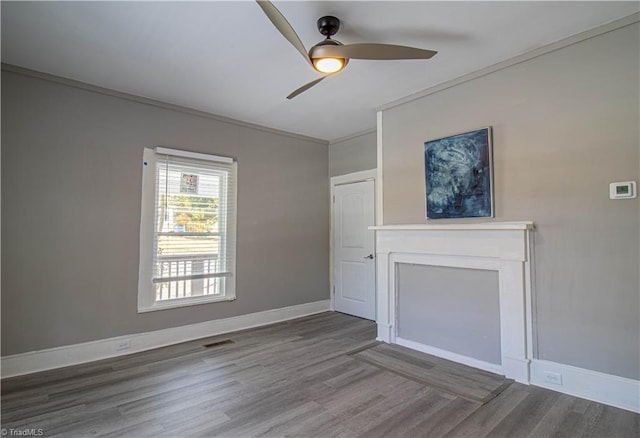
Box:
[2,1,638,141]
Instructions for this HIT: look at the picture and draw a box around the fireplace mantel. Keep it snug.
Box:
[370,221,534,383]
[370,221,533,231]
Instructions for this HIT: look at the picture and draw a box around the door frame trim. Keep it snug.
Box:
[330,169,377,313]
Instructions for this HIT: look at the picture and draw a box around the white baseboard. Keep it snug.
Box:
[531,359,640,413]
[502,356,532,384]
[393,340,639,413]
[1,300,330,379]
[395,337,504,376]
[376,323,392,343]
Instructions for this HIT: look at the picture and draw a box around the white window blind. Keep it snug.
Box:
[138,148,236,311]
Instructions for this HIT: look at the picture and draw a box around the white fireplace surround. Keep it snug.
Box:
[370,222,534,384]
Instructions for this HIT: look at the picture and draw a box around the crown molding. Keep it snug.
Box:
[329,128,377,145]
[377,12,640,112]
[1,63,329,146]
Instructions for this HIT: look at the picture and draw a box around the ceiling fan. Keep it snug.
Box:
[256,0,438,99]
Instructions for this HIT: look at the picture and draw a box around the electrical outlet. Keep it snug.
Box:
[544,371,563,385]
[116,339,132,351]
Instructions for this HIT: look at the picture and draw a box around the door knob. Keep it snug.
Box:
[364,254,374,259]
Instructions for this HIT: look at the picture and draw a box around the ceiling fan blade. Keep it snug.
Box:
[256,1,312,66]
[287,76,327,99]
[313,43,437,60]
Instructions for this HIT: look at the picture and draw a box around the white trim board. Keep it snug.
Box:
[371,222,533,231]
[531,359,640,414]
[1,300,330,379]
[375,111,384,226]
[390,339,640,414]
[330,169,377,187]
[396,337,503,376]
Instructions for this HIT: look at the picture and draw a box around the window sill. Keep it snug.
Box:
[137,294,236,313]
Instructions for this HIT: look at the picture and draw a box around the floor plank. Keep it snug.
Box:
[1,311,638,438]
[351,342,510,403]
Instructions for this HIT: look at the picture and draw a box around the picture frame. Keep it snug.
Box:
[424,127,494,219]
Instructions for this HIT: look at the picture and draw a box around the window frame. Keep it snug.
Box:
[137,147,237,313]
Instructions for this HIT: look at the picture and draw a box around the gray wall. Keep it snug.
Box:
[381,24,640,380]
[397,264,501,365]
[1,70,330,356]
[329,131,377,177]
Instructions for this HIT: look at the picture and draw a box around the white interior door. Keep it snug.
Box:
[333,179,375,320]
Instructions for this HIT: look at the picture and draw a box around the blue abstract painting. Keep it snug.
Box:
[424,128,493,219]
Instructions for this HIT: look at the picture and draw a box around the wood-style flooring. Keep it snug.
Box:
[1,312,638,437]
[350,342,511,404]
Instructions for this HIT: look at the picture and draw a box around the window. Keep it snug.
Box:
[138,147,236,312]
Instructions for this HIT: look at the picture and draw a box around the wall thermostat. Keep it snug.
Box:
[609,181,636,199]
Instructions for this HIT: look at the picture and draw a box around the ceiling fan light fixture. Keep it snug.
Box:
[256,1,437,99]
[313,57,345,74]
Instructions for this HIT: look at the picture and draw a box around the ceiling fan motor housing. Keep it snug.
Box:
[317,16,340,37]
[309,39,349,70]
